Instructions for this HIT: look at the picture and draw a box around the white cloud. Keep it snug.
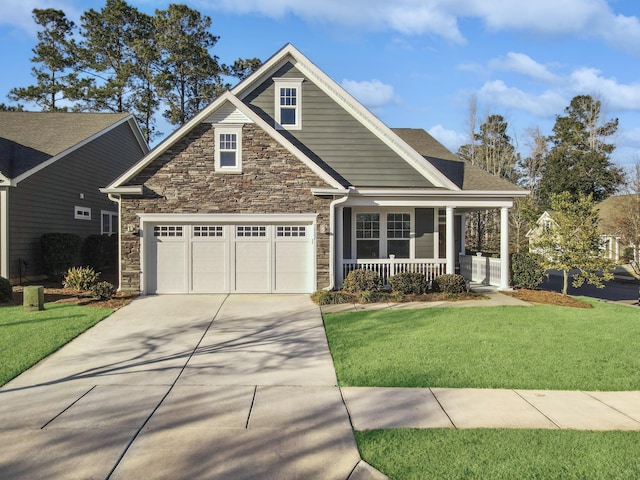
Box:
[204,0,640,52]
[476,80,566,117]
[341,79,397,109]
[489,52,561,83]
[428,124,466,151]
[569,68,640,110]
[0,0,82,34]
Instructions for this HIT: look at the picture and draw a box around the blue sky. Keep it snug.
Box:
[1,0,640,169]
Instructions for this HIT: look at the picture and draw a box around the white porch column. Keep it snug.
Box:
[335,205,344,288]
[500,206,510,290]
[459,212,466,256]
[446,206,455,274]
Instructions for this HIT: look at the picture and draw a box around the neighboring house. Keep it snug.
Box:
[0,112,148,282]
[103,44,526,295]
[527,203,631,263]
[595,195,639,262]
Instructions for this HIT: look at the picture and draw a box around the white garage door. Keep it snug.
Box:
[146,223,313,294]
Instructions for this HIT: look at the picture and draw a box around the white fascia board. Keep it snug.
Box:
[351,188,529,198]
[100,185,144,195]
[311,188,351,196]
[13,114,144,186]
[138,213,318,224]
[234,44,460,191]
[344,196,515,209]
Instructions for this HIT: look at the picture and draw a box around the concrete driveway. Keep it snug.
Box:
[0,295,379,480]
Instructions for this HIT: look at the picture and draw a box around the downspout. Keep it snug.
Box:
[326,191,351,291]
[108,193,122,291]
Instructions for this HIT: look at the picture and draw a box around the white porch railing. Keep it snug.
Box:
[459,254,502,286]
[341,258,447,287]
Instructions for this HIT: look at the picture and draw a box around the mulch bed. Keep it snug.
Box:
[503,288,593,308]
[7,282,137,310]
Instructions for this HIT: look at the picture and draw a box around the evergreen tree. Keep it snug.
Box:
[539,95,623,208]
[8,9,87,111]
[153,4,224,125]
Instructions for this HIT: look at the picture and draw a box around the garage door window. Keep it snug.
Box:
[237,226,266,237]
[154,225,183,237]
[194,225,223,237]
[277,226,306,237]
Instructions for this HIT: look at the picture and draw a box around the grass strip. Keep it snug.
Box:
[356,428,640,480]
[0,302,113,385]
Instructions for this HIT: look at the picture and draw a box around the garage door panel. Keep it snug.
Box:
[150,240,187,294]
[192,241,228,293]
[274,241,311,293]
[234,241,270,293]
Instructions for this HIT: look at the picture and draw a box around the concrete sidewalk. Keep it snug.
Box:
[0,294,385,480]
[342,387,640,431]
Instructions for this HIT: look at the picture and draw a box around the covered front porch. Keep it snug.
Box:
[330,190,516,290]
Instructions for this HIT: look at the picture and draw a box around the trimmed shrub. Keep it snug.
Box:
[41,233,81,279]
[311,290,354,305]
[432,274,467,294]
[91,281,116,300]
[389,272,428,295]
[511,252,546,289]
[0,276,12,303]
[63,266,100,291]
[342,269,382,293]
[356,290,391,304]
[82,234,118,270]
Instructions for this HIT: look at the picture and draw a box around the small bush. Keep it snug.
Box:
[432,274,467,294]
[63,266,100,291]
[622,247,635,264]
[389,272,428,295]
[342,269,382,293]
[41,233,81,279]
[0,277,12,303]
[82,235,118,270]
[511,252,546,289]
[91,281,116,300]
[311,290,354,305]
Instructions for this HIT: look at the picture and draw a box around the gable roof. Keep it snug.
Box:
[0,112,147,182]
[233,44,460,191]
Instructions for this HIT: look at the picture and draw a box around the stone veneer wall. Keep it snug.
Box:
[118,123,334,292]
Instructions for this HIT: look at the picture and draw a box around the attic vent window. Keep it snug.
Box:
[75,206,91,220]
[274,78,303,130]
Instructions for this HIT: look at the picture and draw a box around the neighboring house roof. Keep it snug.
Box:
[0,112,146,182]
[596,194,640,235]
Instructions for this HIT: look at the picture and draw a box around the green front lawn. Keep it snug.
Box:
[356,429,640,480]
[0,303,113,386]
[324,300,640,391]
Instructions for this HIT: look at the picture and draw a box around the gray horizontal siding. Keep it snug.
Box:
[245,62,433,189]
[8,123,144,279]
[415,208,435,258]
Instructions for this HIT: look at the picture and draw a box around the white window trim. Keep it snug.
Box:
[74,206,91,220]
[350,208,414,260]
[274,78,303,131]
[101,210,118,236]
[214,125,242,173]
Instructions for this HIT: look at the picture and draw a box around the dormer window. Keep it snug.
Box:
[274,78,303,130]
[214,125,242,173]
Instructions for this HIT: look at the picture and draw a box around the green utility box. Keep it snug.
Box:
[23,285,45,311]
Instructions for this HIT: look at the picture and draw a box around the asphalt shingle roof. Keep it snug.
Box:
[0,112,130,178]
[392,128,526,192]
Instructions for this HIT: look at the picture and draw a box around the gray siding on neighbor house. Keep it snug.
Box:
[244,62,435,189]
[7,123,144,280]
[415,208,435,258]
